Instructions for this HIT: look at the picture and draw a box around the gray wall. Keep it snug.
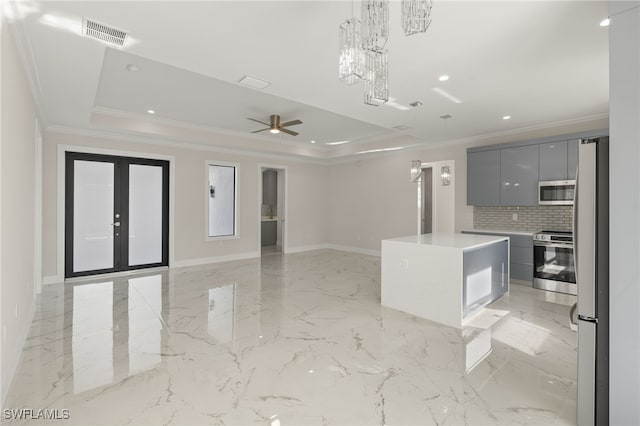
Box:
[473,205,572,232]
[609,1,640,424]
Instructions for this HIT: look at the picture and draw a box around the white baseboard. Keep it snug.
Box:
[42,275,63,285]
[327,244,381,257]
[285,244,329,254]
[1,299,36,408]
[172,251,260,268]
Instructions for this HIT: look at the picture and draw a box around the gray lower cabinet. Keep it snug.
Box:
[462,230,533,284]
[261,221,277,246]
[467,150,501,206]
[539,140,568,181]
[500,145,539,206]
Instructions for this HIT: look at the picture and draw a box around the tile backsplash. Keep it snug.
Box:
[473,205,573,232]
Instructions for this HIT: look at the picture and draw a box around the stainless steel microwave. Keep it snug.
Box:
[538,180,575,205]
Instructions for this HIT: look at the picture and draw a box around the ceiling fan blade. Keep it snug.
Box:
[280,119,303,128]
[247,117,270,126]
[251,128,270,133]
[279,127,299,136]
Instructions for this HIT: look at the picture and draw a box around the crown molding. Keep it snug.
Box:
[4,2,49,128]
[326,112,610,165]
[46,124,329,166]
[91,106,330,155]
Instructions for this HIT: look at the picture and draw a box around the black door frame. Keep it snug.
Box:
[65,152,169,278]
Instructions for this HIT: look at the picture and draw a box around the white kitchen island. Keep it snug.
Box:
[381,233,510,329]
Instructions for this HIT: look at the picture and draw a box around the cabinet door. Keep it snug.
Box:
[567,139,579,180]
[539,140,568,181]
[500,145,539,206]
[467,150,501,206]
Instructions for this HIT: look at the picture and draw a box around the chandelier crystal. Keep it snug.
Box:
[364,49,389,106]
[361,0,389,52]
[401,0,433,36]
[338,18,365,85]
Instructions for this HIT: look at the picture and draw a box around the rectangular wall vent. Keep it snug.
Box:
[82,17,127,47]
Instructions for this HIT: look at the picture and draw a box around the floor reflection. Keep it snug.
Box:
[207,283,236,345]
[6,251,578,426]
[72,282,114,394]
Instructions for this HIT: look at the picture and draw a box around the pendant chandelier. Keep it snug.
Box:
[361,0,389,52]
[364,49,388,106]
[338,17,365,85]
[401,0,434,35]
[338,0,433,106]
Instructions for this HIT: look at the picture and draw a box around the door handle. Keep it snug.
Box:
[111,222,121,227]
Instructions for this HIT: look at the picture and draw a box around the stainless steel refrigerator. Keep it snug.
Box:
[572,136,609,425]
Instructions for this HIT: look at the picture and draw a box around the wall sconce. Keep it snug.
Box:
[440,165,451,186]
[410,160,422,182]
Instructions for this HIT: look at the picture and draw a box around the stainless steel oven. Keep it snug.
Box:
[533,230,576,295]
[538,180,575,205]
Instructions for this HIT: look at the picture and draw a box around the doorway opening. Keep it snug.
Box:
[65,152,169,278]
[260,167,286,255]
[421,167,433,234]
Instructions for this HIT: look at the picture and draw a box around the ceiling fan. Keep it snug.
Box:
[247,114,303,136]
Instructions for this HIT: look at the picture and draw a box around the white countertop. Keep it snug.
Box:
[384,232,509,250]
[462,228,535,236]
[261,216,278,222]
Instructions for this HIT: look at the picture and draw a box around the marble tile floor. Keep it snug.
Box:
[3,249,578,425]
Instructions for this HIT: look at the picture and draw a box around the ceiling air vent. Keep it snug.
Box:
[82,17,127,47]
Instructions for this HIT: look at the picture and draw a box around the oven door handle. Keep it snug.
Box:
[533,242,574,249]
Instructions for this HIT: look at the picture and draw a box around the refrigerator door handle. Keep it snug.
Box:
[573,148,579,280]
[569,302,578,331]
[578,314,599,324]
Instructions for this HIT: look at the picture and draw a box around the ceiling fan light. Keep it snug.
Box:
[270,128,280,134]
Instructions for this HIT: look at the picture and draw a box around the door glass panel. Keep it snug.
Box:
[73,160,114,272]
[129,164,163,266]
[208,165,236,237]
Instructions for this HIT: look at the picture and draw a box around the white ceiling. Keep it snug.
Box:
[9,0,609,158]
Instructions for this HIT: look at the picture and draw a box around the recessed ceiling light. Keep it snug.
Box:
[147,109,155,114]
[502,115,511,120]
[439,75,449,81]
[238,75,271,90]
[269,128,280,134]
[126,64,139,72]
[310,140,316,144]
[409,101,423,108]
[326,140,350,145]
[600,18,610,27]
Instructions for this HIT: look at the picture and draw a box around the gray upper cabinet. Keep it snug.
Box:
[500,145,539,206]
[539,140,568,181]
[467,150,501,206]
[567,139,579,179]
[467,130,601,206]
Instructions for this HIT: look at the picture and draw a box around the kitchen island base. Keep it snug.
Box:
[381,233,509,329]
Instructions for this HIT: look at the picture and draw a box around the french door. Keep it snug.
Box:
[65,152,169,278]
